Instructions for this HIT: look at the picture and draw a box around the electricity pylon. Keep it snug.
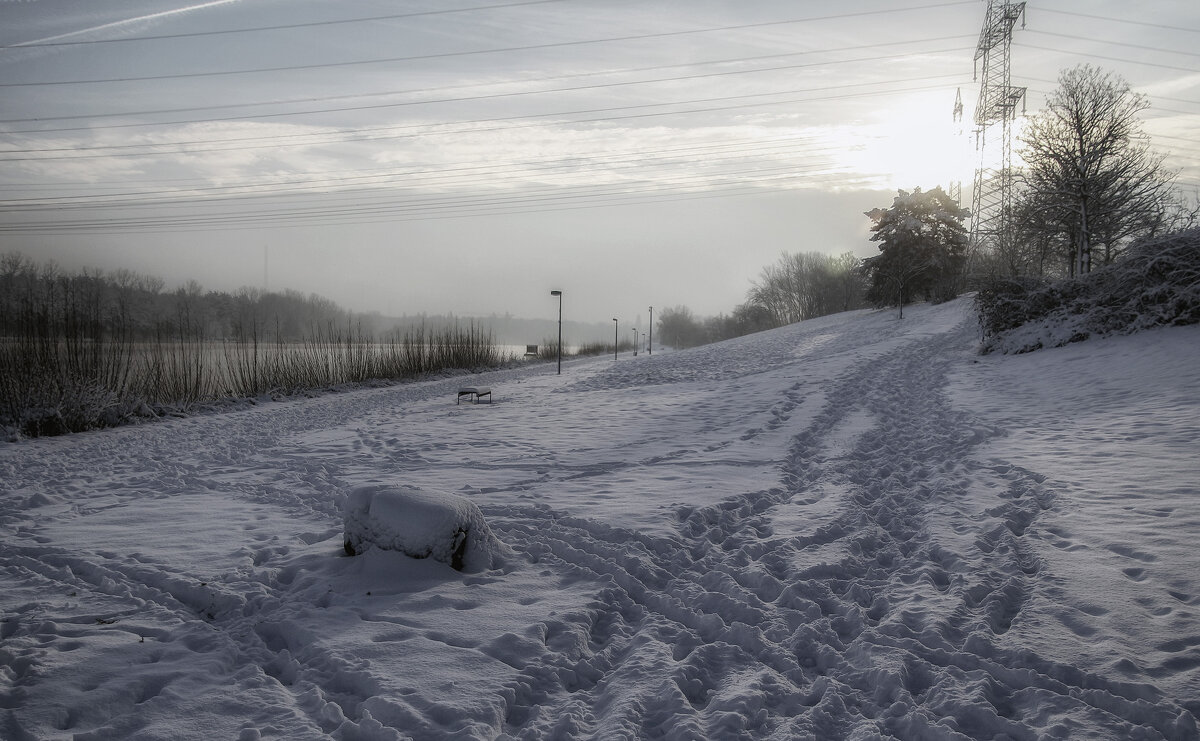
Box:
[950,88,964,206]
[970,0,1026,261]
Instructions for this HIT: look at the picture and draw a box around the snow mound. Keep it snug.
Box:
[342,484,508,572]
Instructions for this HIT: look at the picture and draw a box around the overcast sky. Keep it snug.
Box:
[2,0,1198,324]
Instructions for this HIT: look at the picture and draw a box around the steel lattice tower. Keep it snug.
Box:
[950,88,964,205]
[970,0,1026,255]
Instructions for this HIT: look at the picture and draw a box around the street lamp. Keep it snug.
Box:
[648,306,653,355]
[631,326,638,356]
[612,318,618,361]
[550,290,562,374]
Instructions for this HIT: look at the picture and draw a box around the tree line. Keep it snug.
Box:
[655,251,869,349]
[858,65,1195,315]
[660,64,1197,350]
[1,253,352,345]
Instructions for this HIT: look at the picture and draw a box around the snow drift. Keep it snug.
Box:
[343,484,509,572]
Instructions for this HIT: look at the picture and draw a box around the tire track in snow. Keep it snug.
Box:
[488,317,1197,740]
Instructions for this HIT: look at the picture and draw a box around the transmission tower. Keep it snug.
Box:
[970,0,1026,258]
[950,88,964,205]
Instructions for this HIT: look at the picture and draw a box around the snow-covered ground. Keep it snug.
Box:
[2,298,1197,740]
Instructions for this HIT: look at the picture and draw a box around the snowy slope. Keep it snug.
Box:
[1,298,1197,740]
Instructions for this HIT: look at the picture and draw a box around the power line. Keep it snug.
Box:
[0,137,890,223]
[1032,7,1200,35]
[3,2,1192,241]
[0,134,828,193]
[0,124,888,225]
[1,1,975,87]
[1,0,570,49]
[1023,29,1200,60]
[0,73,970,162]
[0,181,865,235]
[0,138,849,209]
[0,179,853,233]
[1022,77,1199,110]
[4,162,820,220]
[0,157,875,231]
[0,163,868,234]
[0,124,881,211]
[1,35,976,131]
[1016,42,1200,75]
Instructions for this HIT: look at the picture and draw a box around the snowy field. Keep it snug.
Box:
[2,298,1198,740]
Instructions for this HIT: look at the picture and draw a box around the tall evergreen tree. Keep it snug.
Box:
[861,187,970,313]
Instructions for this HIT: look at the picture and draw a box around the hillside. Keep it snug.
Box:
[1,298,1197,740]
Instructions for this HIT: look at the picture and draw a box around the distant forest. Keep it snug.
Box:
[1,248,871,353]
[657,251,869,349]
[0,252,619,347]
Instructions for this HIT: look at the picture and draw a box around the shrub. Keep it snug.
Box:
[975,227,1200,353]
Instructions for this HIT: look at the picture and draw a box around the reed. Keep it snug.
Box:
[0,255,514,437]
[2,319,508,438]
[564,339,637,357]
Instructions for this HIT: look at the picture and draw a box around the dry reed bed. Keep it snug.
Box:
[1,324,506,438]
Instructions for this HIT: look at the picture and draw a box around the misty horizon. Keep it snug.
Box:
[3,1,1195,323]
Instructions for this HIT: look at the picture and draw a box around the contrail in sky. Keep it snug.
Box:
[12,0,240,47]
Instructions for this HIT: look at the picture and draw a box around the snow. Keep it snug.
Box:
[1,298,1197,740]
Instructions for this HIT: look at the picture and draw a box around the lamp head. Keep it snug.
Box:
[550,290,562,296]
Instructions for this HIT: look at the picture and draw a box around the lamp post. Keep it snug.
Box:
[550,290,562,374]
[631,326,638,356]
[612,318,618,361]
[648,306,653,355]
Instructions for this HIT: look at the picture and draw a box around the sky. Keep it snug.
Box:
[1,0,1198,324]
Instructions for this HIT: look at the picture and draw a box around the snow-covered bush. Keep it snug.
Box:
[976,227,1200,354]
[342,485,509,572]
[0,357,134,439]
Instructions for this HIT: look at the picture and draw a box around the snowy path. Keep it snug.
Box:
[2,300,1197,740]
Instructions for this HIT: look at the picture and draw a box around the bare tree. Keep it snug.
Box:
[1007,187,1071,278]
[748,251,866,326]
[1017,65,1175,276]
[656,305,706,349]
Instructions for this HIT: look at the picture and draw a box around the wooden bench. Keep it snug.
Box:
[456,387,492,404]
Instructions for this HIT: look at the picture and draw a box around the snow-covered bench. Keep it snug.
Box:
[456,386,492,404]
